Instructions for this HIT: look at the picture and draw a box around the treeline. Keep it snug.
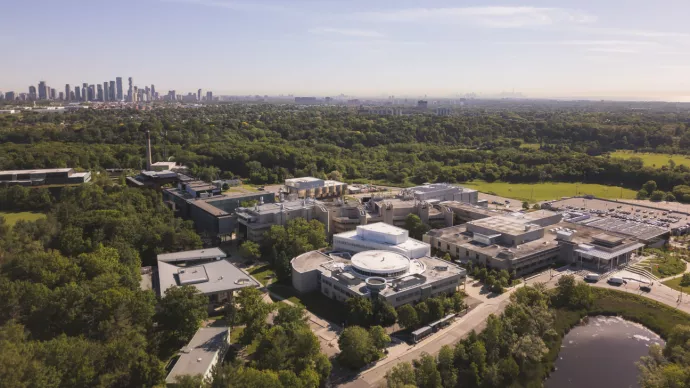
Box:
[0,183,206,387]
[3,106,690,192]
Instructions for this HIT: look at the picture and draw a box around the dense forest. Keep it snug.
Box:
[2,105,690,192]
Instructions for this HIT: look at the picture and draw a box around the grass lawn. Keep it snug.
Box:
[609,151,690,169]
[229,327,259,356]
[662,276,686,292]
[268,283,347,325]
[248,265,276,286]
[0,211,46,226]
[461,180,636,202]
[519,143,541,150]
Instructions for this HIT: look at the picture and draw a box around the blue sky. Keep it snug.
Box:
[2,0,690,100]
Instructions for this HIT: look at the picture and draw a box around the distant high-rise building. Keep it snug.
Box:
[417,100,428,110]
[88,85,95,101]
[169,90,176,101]
[197,89,202,101]
[70,91,75,100]
[82,83,89,101]
[132,86,138,103]
[58,92,64,100]
[50,88,56,100]
[116,77,123,101]
[38,81,48,100]
[28,85,37,100]
[151,84,156,99]
[65,84,71,101]
[5,91,15,101]
[109,81,116,101]
[127,77,133,102]
[97,84,103,101]
[206,91,212,101]
[103,82,109,102]
[75,86,81,101]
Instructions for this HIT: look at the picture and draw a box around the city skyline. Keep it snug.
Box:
[1,0,690,101]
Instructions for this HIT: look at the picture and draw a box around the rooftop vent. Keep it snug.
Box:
[435,266,448,271]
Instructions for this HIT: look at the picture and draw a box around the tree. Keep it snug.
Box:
[274,251,292,282]
[426,297,445,322]
[337,326,379,369]
[637,190,649,200]
[643,180,658,195]
[532,203,541,210]
[441,253,451,262]
[368,325,391,351]
[235,287,275,344]
[404,214,430,240]
[437,345,457,388]
[666,192,677,202]
[385,362,416,388]
[680,273,690,287]
[413,353,442,388]
[522,201,529,210]
[156,285,209,350]
[346,296,373,327]
[415,302,430,325]
[397,304,419,329]
[373,299,398,327]
[174,374,205,388]
[240,241,261,260]
[650,190,666,202]
[274,304,308,326]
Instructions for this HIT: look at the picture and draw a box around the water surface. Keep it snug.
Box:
[545,316,664,388]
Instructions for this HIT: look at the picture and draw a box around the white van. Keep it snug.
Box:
[584,273,600,282]
[608,277,625,285]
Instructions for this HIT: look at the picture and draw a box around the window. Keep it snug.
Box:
[446,244,450,250]
[456,247,460,253]
[437,241,441,247]
[466,250,469,257]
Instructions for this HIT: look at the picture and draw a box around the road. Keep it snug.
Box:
[339,288,516,388]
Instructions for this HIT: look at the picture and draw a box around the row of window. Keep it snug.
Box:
[395,290,421,302]
[431,279,458,290]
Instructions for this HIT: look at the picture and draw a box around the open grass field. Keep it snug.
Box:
[0,211,46,226]
[610,151,690,169]
[461,180,637,202]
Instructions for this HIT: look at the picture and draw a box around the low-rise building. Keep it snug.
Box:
[164,182,275,243]
[399,183,478,204]
[333,223,431,259]
[291,250,465,308]
[236,198,329,242]
[0,168,91,187]
[165,326,230,386]
[156,248,260,305]
[285,177,347,199]
[425,211,645,276]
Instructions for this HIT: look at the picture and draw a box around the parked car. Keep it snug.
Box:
[608,277,625,286]
[640,285,652,292]
[584,273,600,282]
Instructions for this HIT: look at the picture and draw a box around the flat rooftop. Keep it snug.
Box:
[577,217,668,241]
[336,229,430,252]
[157,248,227,263]
[238,199,316,215]
[0,168,73,175]
[158,259,260,296]
[470,216,541,235]
[406,183,472,194]
[357,222,407,235]
[439,201,500,217]
[165,327,229,384]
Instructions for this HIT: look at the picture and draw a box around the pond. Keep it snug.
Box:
[546,316,665,388]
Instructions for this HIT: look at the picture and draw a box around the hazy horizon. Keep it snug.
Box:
[2,0,690,101]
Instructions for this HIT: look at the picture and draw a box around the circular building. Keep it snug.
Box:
[350,250,410,278]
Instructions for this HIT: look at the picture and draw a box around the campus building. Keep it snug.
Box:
[399,183,478,204]
[156,248,260,306]
[163,181,275,242]
[284,177,347,199]
[332,223,431,259]
[165,326,230,386]
[0,168,91,187]
[291,250,466,308]
[424,210,644,276]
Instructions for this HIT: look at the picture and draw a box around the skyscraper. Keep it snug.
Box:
[50,88,56,100]
[5,91,15,101]
[116,77,123,101]
[109,81,116,101]
[38,81,48,100]
[197,89,202,101]
[132,86,138,103]
[70,91,75,101]
[206,91,213,101]
[28,85,37,100]
[103,82,109,102]
[88,85,95,101]
[58,92,64,100]
[151,84,156,100]
[97,84,103,101]
[127,77,133,102]
[65,84,71,101]
[75,86,81,101]
[82,83,88,101]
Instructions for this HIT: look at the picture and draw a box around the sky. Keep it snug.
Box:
[2,0,690,100]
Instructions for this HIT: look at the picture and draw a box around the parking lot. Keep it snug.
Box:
[546,197,690,231]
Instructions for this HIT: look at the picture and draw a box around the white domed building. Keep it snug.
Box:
[291,248,466,308]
